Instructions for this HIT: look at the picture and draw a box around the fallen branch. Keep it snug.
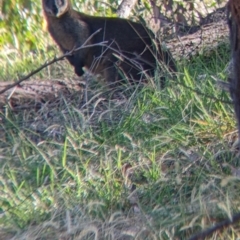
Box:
[166,19,229,59]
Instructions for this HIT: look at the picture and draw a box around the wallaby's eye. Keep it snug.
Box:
[52,4,58,16]
[55,0,65,7]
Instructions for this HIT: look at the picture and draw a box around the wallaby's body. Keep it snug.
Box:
[42,0,176,84]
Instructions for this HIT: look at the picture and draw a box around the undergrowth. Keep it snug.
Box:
[1,42,239,240]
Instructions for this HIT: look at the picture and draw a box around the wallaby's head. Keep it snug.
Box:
[42,0,71,18]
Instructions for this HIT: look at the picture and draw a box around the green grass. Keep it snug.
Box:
[1,43,239,240]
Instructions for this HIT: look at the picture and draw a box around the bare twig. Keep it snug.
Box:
[0,29,106,95]
[188,212,240,240]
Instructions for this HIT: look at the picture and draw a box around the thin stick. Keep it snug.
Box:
[188,212,240,240]
[0,29,106,95]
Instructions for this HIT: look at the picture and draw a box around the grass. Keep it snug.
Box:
[0,42,240,240]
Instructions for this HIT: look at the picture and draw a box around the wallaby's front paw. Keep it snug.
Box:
[75,67,84,76]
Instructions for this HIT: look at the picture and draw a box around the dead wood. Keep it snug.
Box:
[166,6,229,59]
[166,19,228,59]
[0,79,83,110]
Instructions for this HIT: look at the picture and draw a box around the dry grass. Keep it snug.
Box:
[1,40,240,240]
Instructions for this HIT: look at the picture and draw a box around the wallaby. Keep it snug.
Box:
[42,0,176,86]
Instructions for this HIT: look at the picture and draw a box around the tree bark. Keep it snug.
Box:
[166,19,228,59]
[228,0,240,150]
[116,0,138,18]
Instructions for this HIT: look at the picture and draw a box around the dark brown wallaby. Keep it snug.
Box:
[42,0,176,86]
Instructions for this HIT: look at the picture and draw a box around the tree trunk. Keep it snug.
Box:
[116,0,138,18]
[228,0,240,150]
